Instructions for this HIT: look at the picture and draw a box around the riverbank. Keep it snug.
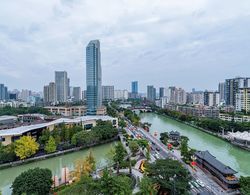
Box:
[0,137,118,170]
[154,111,250,151]
[140,112,250,177]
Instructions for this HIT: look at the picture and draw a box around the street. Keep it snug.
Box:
[124,122,231,195]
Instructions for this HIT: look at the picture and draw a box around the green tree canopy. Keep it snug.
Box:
[113,142,127,173]
[239,176,250,195]
[147,159,191,195]
[45,136,57,153]
[128,140,139,156]
[12,167,53,195]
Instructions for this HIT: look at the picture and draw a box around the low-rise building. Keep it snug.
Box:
[0,116,18,125]
[195,150,239,189]
[45,106,87,116]
[169,131,181,141]
[0,115,118,146]
[219,113,250,122]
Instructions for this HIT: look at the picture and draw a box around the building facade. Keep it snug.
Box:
[72,87,82,102]
[147,85,156,101]
[218,82,225,103]
[55,71,68,103]
[102,86,114,100]
[86,40,102,115]
[131,81,138,98]
[0,84,8,100]
[114,90,128,100]
[235,88,250,113]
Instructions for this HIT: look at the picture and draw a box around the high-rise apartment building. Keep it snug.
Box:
[236,88,250,113]
[86,40,102,115]
[114,90,128,100]
[225,77,249,106]
[43,82,56,105]
[102,86,114,100]
[19,89,31,102]
[147,85,156,101]
[55,71,68,102]
[204,91,220,107]
[168,87,186,105]
[73,87,81,102]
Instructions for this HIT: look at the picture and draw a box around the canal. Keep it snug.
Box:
[0,142,116,195]
[140,113,250,177]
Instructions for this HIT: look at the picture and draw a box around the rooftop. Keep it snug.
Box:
[0,115,18,121]
[0,115,116,137]
[195,150,237,175]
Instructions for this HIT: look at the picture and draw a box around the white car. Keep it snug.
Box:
[197,179,205,187]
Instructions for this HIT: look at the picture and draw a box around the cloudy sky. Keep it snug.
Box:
[0,0,250,92]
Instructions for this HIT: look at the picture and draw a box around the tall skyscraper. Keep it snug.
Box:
[86,40,102,115]
[147,85,156,101]
[159,87,166,98]
[73,87,81,101]
[102,86,114,100]
[0,84,8,100]
[43,82,56,105]
[55,71,68,102]
[218,82,225,103]
[131,81,138,99]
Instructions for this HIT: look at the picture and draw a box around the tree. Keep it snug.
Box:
[129,141,139,156]
[160,132,169,145]
[0,142,16,163]
[99,169,133,195]
[119,119,126,128]
[14,136,39,159]
[136,139,149,149]
[147,159,191,195]
[113,142,126,173]
[45,136,57,153]
[239,176,250,195]
[138,176,157,195]
[12,167,53,195]
[38,129,51,145]
[71,151,96,181]
[180,136,189,162]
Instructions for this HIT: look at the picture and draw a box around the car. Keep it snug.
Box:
[151,142,156,145]
[191,181,199,188]
[156,147,160,152]
[197,180,205,187]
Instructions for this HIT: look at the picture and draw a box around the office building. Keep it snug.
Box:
[67,78,70,98]
[236,88,250,113]
[147,85,156,101]
[73,87,82,102]
[159,87,166,98]
[218,82,225,103]
[102,86,114,100]
[86,40,102,114]
[55,71,68,102]
[131,81,138,98]
[0,84,8,100]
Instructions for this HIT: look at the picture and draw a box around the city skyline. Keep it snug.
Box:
[0,1,250,91]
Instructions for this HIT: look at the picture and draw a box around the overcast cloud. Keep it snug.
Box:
[0,0,250,92]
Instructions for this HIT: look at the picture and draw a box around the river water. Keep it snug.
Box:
[0,142,116,195]
[140,113,250,177]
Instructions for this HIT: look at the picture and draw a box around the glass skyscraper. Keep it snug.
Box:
[86,40,102,115]
[131,81,138,94]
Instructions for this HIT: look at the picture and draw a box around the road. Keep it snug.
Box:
[124,122,231,195]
